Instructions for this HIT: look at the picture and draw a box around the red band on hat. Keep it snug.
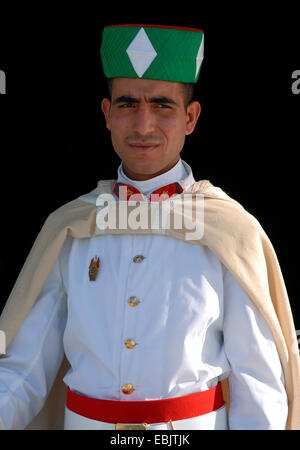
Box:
[106,24,203,33]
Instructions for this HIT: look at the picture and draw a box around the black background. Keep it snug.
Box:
[0,8,299,336]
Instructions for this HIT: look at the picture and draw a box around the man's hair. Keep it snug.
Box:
[106,78,195,109]
[180,83,195,108]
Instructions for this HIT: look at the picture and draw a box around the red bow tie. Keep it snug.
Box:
[113,182,183,202]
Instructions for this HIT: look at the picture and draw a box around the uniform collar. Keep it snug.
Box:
[117,159,195,198]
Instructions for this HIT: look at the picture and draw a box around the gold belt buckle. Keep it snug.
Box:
[115,423,149,430]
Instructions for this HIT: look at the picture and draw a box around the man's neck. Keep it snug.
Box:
[122,158,180,181]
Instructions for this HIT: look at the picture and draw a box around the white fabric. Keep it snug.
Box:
[63,404,228,430]
[0,159,288,430]
[126,27,158,78]
[195,35,204,79]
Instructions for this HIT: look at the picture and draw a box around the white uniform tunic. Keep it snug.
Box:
[0,160,288,429]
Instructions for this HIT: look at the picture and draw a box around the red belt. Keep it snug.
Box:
[66,383,224,424]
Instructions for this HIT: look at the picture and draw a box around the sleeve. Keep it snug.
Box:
[222,267,288,430]
[0,253,67,430]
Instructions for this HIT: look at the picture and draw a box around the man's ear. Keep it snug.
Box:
[185,101,201,136]
[101,98,111,131]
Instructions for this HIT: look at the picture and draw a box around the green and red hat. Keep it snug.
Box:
[100,24,204,83]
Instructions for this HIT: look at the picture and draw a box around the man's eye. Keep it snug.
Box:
[119,103,134,108]
[156,104,170,109]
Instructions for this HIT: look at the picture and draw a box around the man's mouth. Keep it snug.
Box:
[128,142,160,152]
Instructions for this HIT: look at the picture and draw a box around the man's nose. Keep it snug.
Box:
[132,105,155,136]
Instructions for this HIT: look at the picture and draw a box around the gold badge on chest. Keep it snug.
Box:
[89,256,100,281]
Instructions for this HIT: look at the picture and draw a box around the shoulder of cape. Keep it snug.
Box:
[191,183,281,305]
[191,180,267,247]
[42,192,99,238]
[41,181,114,238]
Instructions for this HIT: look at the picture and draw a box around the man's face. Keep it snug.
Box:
[101,78,201,180]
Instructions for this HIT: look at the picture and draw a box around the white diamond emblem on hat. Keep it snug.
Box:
[126,28,157,78]
[195,35,204,79]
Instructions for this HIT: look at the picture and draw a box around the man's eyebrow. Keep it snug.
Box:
[149,96,178,106]
[113,96,139,105]
[112,95,178,106]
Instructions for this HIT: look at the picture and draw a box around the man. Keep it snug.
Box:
[0,24,299,430]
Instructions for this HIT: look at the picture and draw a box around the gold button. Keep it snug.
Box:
[133,255,145,264]
[124,338,136,349]
[128,296,140,307]
[121,383,134,395]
